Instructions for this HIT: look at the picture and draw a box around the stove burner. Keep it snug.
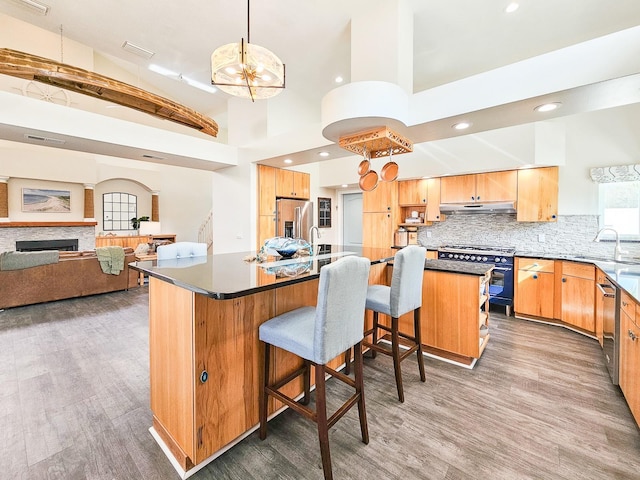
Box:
[438,245,515,257]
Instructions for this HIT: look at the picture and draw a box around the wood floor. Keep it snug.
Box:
[1,289,639,479]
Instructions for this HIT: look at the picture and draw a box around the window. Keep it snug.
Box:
[599,181,640,239]
[103,192,137,231]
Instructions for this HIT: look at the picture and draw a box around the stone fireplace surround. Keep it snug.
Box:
[0,225,96,253]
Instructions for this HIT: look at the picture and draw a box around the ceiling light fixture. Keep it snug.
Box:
[121,41,155,59]
[211,0,285,102]
[452,121,472,130]
[534,102,562,112]
[11,0,49,15]
[284,159,293,164]
[318,151,330,157]
[335,76,344,84]
[341,184,348,188]
[505,2,519,13]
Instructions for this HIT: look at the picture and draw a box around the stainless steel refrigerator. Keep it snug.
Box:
[276,199,314,242]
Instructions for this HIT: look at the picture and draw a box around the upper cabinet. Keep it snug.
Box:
[276,169,310,199]
[363,180,397,213]
[440,171,517,204]
[398,179,428,205]
[426,178,442,222]
[257,165,276,216]
[516,166,558,222]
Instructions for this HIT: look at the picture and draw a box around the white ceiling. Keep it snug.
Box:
[1,0,640,170]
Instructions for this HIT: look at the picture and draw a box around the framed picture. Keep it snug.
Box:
[22,188,71,213]
[318,197,331,228]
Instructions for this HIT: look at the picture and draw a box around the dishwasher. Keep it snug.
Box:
[598,277,620,384]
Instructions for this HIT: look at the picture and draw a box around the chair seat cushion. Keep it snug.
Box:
[259,306,316,362]
[365,284,392,316]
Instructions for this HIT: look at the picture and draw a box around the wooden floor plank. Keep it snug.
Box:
[0,290,639,479]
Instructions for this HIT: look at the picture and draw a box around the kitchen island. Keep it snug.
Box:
[131,245,394,478]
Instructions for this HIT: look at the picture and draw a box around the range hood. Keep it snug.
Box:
[439,201,517,214]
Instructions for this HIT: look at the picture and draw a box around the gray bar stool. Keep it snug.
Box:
[259,255,371,480]
[358,245,426,402]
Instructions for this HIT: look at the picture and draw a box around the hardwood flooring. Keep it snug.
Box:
[1,290,638,479]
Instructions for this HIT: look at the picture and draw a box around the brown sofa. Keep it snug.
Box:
[0,248,139,309]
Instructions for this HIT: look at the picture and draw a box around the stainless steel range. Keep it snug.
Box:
[437,245,515,315]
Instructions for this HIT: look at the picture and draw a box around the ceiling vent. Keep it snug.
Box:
[10,0,50,15]
[122,41,155,59]
[142,154,165,160]
[24,134,66,145]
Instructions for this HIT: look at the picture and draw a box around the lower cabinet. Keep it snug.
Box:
[558,261,595,333]
[514,258,555,318]
[619,291,640,427]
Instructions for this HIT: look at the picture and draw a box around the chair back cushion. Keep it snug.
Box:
[156,242,207,260]
[313,255,370,364]
[389,245,426,317]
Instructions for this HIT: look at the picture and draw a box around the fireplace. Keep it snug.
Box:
[16,239,79,252]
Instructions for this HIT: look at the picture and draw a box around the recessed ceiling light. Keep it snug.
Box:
[335,76,344,84]
[505,2,519,13]
[284,159,293,164]
[534,102,562,113]
[452,121,472,130]
[341,184,348,188]
[318,151,330,157]
[122,41,155,59]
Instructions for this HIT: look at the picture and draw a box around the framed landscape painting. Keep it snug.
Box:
[22,188,71,213]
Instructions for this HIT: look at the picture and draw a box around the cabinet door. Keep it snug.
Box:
[619,305,640,426]
[362,180,396,213]
[517,166,558,222]
[426,177,442,221]
[293,171,310,200]
[258,165,276,215]
[398,179,427,205]
[476,171,517,202]
[362,212,393,248]
[275,169,295,198]
[515,270,555,318]
[560,275,595,332]
[440,174,476,203]
[257,215,276,249]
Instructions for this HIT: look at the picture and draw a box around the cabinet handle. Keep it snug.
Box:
[623,301,628,307]
[422,199,426,203]
[471,196,475,201]
[562,277,566,283]
[533,274,538,279]
[630,330,638,341]
[200,370,209,383]
[477,196,481,201]
[551,214,557,219]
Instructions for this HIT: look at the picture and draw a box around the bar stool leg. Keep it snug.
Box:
[354,342,369,444]
[391,316,404,403]
[414,307,426,382]
[369,311,379,359]
[301,360,311,405]
[259,343,271,440]
[315,364,333,480]
[343,348,351,375]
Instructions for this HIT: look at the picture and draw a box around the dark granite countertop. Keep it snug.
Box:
[423,258,493,276]
[515,251,640,303]
[130,245,395,299]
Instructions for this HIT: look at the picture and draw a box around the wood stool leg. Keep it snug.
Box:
[391,316,404,403]
[344,348,351,375]
[259,342,271,440]
[301,359,311,405]
[414,307,426,382]
[354,341,369,444]
[315,364,333,480]
[370,311,379,359]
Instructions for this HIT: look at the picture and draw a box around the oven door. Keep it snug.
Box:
[489,265,514,307]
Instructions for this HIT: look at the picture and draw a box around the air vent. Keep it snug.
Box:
[122,41,155,59]
[10,0,49,15]
[142,154,165,160]
[24,134,66,145]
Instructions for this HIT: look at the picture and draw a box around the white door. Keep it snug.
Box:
[342,193,362,247]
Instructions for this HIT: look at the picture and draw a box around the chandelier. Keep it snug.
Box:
[339,126,413,191]
[210,0,285,102]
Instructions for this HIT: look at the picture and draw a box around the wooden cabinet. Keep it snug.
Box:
[96,234,175,249]
[257,215,276,249]
[257,165,276,216]
[419,269,492,364]
[514,258,555,319]
[557,261,595,333]
[619,292,640,427]
[363,179,396,213]
[595,269,607,346]
[517,166,558,222]
[275,169,310,199]
[398,179,428,205]
[426,178,442,222]
[362,212,394,249]
[440,171,517,204]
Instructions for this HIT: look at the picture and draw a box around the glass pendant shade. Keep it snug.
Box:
[211,38,285,100]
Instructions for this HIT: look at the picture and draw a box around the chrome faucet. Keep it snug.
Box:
[594,227,626,261]
[309,225,321,244]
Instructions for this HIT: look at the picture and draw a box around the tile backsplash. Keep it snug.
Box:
[417,214,640,259]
